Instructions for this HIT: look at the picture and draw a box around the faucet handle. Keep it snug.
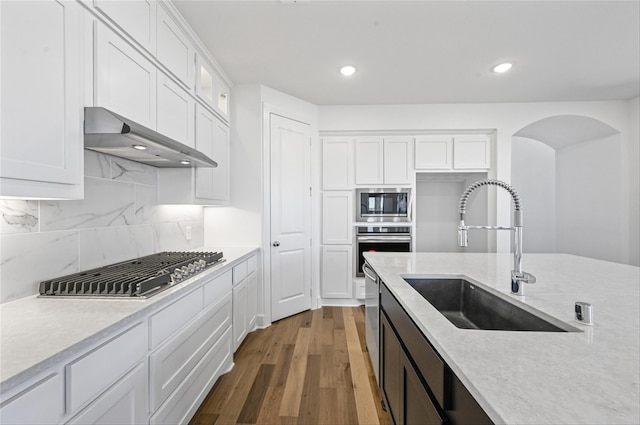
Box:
[511,270,537,296]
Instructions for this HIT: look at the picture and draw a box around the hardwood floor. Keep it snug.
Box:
[190,306,391,425]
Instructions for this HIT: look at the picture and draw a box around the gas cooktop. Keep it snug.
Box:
[38,251,224,298]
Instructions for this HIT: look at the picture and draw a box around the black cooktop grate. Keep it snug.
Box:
[39,251,223,298]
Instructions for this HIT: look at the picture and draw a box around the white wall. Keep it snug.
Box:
[511,137,557,253]
[319,100,635,261]
[205,84,319,326]
[557,134,624,263]
[0,151,205,303]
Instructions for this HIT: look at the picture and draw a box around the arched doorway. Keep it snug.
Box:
[512,115,623,263]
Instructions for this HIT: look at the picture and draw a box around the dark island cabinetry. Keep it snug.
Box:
[380,283,493,425]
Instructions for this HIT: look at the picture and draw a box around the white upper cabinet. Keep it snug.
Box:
[93,0,156,53]
[196,54,230,121]
[383,137,413,184]
[415,135,491,171]
[453,135,491,170]
[157,74,195,148]
[0,0,84,199]
[158,105,230,205]
[94,22,157,129]
[322,138,353,190]
[355,137,412,185]
[194,105,230,202]
[355,137,384,185]
[415,136,453,170]
[156,5,195,88]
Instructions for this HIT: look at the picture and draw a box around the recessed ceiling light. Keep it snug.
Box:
[340,65,356,77]
[132,144,148,150]
[492,62,513,73]
[180,160,191,165]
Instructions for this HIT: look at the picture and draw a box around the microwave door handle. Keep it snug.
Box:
[357,236,412,242]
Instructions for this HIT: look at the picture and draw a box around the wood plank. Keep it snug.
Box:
[278,327,311,416]
[256,386,284,425]
[308,308,323,355]
[237,364,276,424]
[297,354,322,425]
[344,308,380,425]
[318,388,338,425]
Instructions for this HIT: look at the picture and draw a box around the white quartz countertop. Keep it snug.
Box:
[363,252,640,425]
[0,246,259,393]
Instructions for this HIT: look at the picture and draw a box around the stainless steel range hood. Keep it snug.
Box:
[84,107,217,168]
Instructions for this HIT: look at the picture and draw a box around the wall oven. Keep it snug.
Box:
[355,226,412,277]
[356,188,412,223]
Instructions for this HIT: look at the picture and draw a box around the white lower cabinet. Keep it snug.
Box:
[321,245,353,299]
[0,373,64,425]
[66,362,147,425]
[232,254,258,350]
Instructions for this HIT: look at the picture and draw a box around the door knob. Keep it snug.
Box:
[272,241,280,247]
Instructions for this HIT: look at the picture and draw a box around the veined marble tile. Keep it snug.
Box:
[0,231,79,303]
[134,184,159,224]
[84,150,111,179]
[154,204,204,224]
[153,222,195,252]
[0,201,39,235]
[79,225,154,270]
[40,178,135,231]
[109,156,158,186]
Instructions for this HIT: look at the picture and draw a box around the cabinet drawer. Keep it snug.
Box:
[232,260,248,285]
[204,269,232,307]
[150,328,233,425]
[66,362,147,425]
[66,323,146,413]
[0,373,64,425]
[381,284,447,408]
[149,292,232,411]
[149,287,203,350]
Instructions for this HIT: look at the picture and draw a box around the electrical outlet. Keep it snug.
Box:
[185,226,192,241]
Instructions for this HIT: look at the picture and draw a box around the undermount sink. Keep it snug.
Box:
[403,277,579,332]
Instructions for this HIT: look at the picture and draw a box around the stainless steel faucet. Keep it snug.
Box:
[457,179,536,296]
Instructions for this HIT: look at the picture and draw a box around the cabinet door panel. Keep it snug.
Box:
[381,311,401,424]
[0,373,63,425]
[415,136,453,170]
[67,362,147,425]
[321,245,353,298]
[94,0,155,52]
[195,105,230,202]
[156,5,194,87]
[232,279,248,350]
[453,136,491,170]
[355,137,384,185]
[1,0,83,189]
[95,23,157,129]
[322,138,353,189]
[322,191,353,244]
[157,74,195,147]
[383,137,412,184]
[402,355,444,425]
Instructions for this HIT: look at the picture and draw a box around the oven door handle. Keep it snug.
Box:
[363,263,378,283]
[357,236,412,242]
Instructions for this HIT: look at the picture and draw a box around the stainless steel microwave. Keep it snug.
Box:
[356,188,412,223]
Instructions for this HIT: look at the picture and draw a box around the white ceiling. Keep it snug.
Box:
[173,0,640,106]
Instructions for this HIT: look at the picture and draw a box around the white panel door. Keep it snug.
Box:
[156,5,194,87]
[95,23,157,129]
[94,0,155,53]
[195,105,230,202]
[270,114,312,322]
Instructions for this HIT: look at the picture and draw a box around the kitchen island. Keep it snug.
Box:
[364,252,640,425]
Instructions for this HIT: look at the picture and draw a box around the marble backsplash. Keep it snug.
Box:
[0,151,205,304]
